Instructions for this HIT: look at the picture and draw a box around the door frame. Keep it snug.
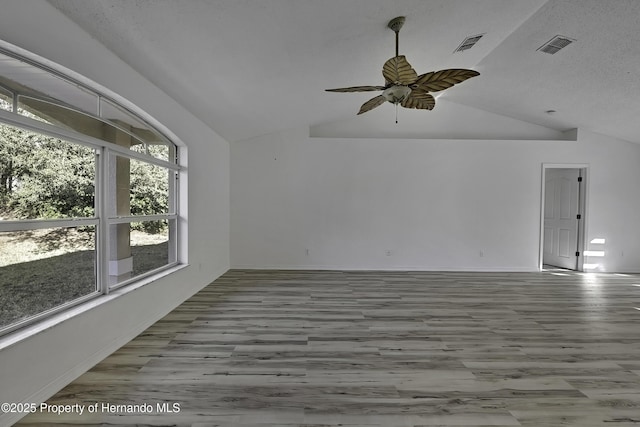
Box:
[539,163,589,271]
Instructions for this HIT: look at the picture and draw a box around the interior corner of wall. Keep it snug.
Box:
[562,128,579,141]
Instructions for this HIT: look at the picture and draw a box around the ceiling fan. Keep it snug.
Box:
[326,16,479,120]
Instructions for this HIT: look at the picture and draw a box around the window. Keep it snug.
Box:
[0,47,180,335]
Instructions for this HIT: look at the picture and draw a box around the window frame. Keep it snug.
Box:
[0,48,181,336]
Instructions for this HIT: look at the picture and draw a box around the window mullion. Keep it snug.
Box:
[107,214,177,224]
[0,109,179,171]
[97,147,109,295]
[0,218,98,232]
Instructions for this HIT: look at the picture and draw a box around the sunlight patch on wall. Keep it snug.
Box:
[583,237,606,271]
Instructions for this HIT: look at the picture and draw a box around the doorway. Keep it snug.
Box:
[540,165,587,271]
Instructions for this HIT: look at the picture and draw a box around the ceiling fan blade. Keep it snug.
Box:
[401,89,435,110]
[326,86,385,92]
[413,69,480,92]
[358,95,385,115]
[382,55,418,85]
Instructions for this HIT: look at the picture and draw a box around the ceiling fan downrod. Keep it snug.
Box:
[388,16,405,57]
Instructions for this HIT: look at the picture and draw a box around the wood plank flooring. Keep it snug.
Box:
[15,269,640,426]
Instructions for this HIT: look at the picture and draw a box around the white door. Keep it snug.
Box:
[543,168,580,269]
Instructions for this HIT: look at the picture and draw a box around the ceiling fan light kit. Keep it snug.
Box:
[382,85,411,103]
[326,16,480,121]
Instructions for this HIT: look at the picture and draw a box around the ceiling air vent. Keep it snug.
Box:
[537,35,575,54]
[454,34,484,53]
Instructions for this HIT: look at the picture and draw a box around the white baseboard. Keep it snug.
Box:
[230,264,539,272]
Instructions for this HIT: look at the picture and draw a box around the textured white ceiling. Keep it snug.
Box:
[454,0,640,144]
[47,0,640,144]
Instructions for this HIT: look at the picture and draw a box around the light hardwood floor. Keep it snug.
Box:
[15,269,640,426]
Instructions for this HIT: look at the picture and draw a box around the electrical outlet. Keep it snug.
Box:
[479,250,484,257]
[385,250,393,256]
[305,248,310,256]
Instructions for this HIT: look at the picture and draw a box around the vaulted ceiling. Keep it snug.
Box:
[48,0,640,144]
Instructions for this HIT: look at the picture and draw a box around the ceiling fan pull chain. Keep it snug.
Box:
[396,103,399,124]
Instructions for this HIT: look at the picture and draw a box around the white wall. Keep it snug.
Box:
[231,127,640,272]
[0,3,229,425]
[578,131,640,272]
